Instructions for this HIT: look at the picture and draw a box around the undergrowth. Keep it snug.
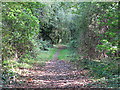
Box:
[36,48,57,65]
[58,48,71,61]
[2,48,57,85]
[78,58,119,88]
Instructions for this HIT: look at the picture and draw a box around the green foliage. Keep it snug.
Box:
[39,40,51,50]
[2,2,119,88]
[66,2,119,59]
[97,39,118,56]
[90,62,118,78]
[2,60,18,84]
[2,2,45,84]
[39,2,71,44]
[96,2,119,58]
[80,58,118,77]
[87,75,119,88]
[17,63,32,69]
[2,2,44,60]
[79,58,119,87]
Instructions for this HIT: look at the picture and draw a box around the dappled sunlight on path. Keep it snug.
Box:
[5,48,93,88]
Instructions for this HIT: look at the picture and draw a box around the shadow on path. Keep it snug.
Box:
[5,46,93,88]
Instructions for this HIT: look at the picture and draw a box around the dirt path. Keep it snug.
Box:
[6,48,93,88]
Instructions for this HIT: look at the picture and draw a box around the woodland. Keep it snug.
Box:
[1,2,120,88]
